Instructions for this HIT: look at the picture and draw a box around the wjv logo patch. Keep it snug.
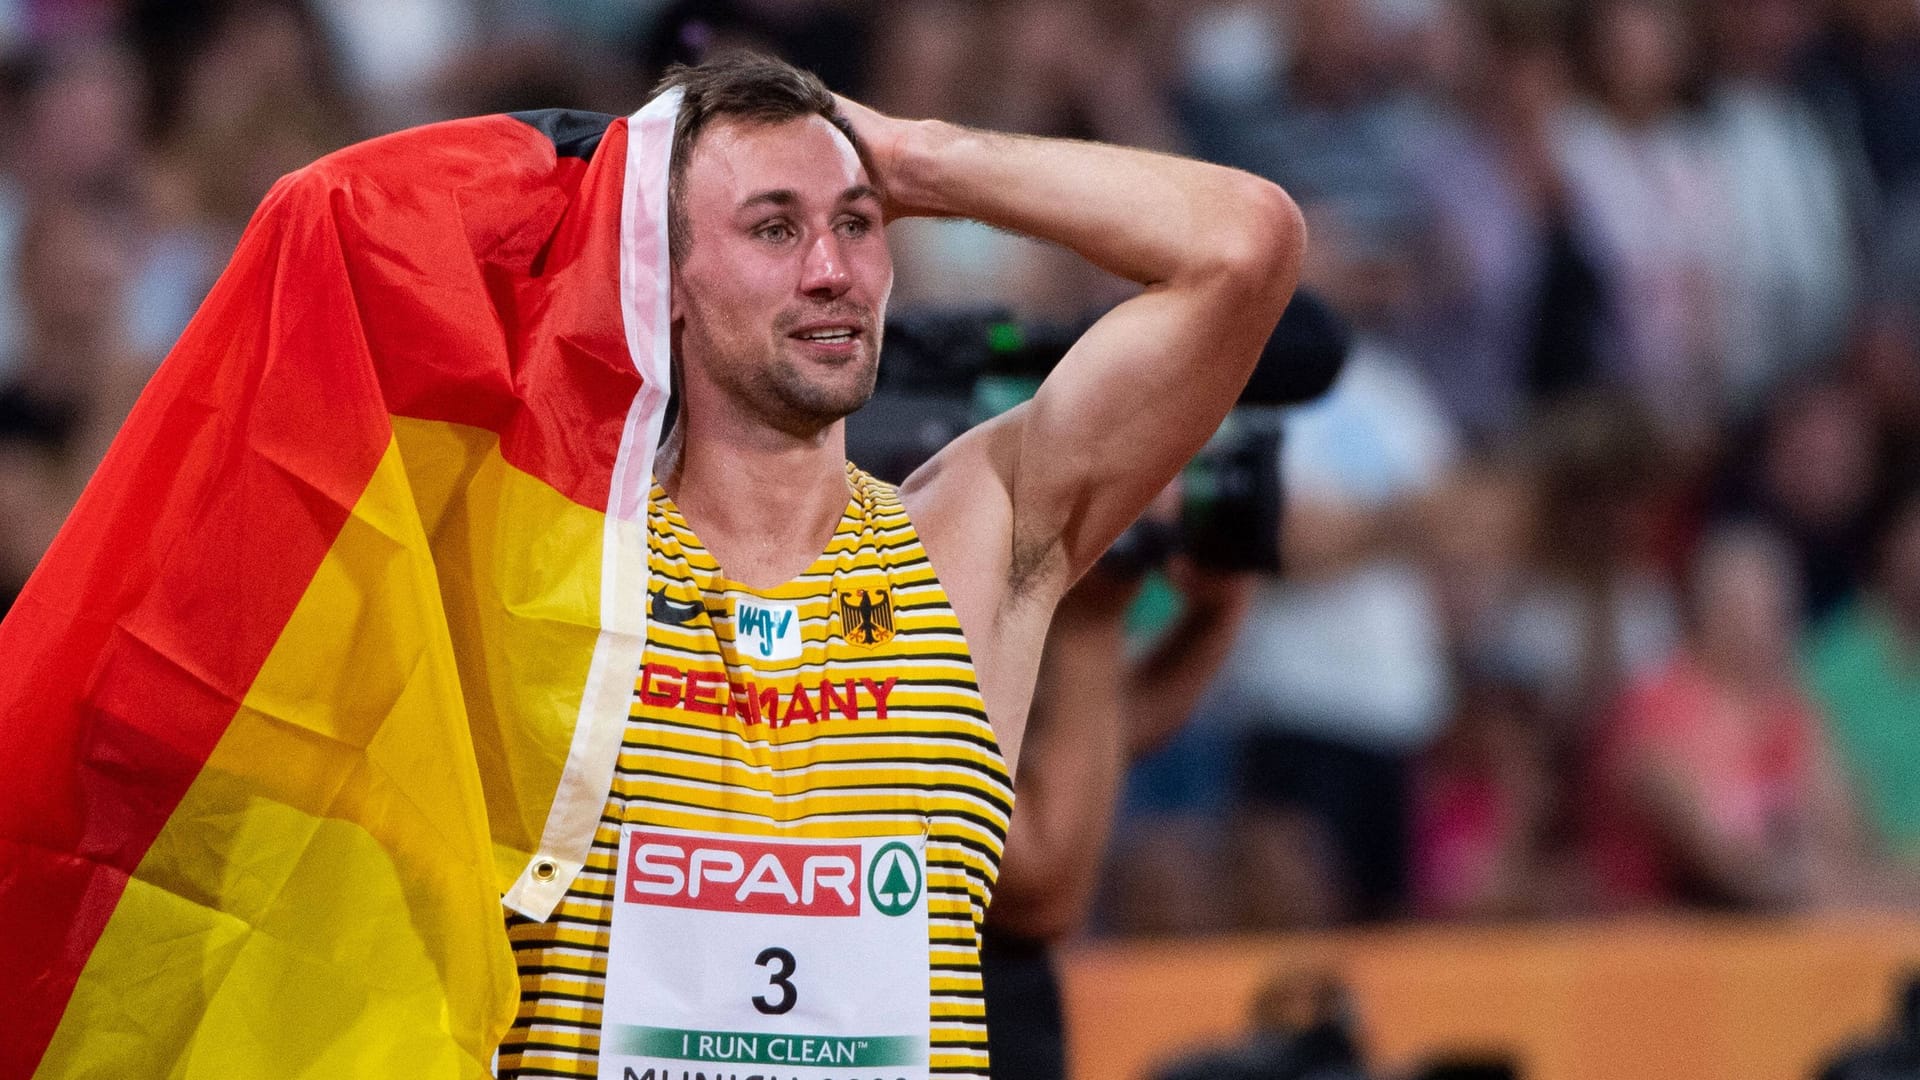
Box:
[732,597,804,662]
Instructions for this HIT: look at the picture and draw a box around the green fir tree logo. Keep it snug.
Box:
[867,842,921,917]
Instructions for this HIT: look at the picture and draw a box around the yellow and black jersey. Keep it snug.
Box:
[499,464,1013,1079]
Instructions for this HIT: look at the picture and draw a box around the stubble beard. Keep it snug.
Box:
[756,348,881,436]
[696,323,884,440]
[764,302,883,435]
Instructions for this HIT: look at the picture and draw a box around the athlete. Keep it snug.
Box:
[500,52,1304,1080]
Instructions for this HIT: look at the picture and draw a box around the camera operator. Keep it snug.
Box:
[982,509,1258,1080]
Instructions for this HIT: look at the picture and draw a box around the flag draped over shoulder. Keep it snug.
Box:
[0,93,679,1080]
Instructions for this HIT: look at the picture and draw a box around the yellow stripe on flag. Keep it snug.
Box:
[389,415,611,890]
[34,434,519,1079]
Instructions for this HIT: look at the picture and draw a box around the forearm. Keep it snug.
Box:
[989,612,1130,940]
[883,118,1299,292]
[868,95,1305,589]
[991,738,1125,940]
[1125,590,1250,758]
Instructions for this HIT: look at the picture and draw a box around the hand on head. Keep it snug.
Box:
[831,94,924,220]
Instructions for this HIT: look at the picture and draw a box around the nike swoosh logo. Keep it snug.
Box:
[649,587,707,626]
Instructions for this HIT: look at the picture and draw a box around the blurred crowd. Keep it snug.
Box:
[0,0,1917,935]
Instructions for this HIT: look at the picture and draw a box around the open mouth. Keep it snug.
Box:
[790,325,862,348]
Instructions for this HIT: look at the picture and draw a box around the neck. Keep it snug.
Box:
[657,404,853,590]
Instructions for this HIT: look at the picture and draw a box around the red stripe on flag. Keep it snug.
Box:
[318,114,640,512]
[0,112,634,1077]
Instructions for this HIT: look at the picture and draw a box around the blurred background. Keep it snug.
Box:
[2,0,1919,1077]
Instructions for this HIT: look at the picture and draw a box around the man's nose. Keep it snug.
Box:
[799,231,851,298]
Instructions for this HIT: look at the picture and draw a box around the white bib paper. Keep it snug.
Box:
[600,825,931,1080]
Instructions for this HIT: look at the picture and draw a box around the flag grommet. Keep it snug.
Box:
[533,860,558,882]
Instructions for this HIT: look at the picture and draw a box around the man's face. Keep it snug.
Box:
[672,114,892,436]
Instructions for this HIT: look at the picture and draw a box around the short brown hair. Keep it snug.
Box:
[649,52,860,263]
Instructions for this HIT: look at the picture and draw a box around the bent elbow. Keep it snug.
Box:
[1194,178,1303,309]
[1223,180,1306,308]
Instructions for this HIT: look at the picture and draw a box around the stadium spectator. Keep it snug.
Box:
[1846,301,1920,526]
[1697,0,1858,415]
[1483,394,1682,736]
[124,0,359,358]
[1554,0,1728,451]
[0,33,146,366]
[308,0,476,127]
[1804,0,1920,207]
[870,0,1175,320]
[1410,667,1578,920]
[1588,524,1875,910]
[1400,0,1602,441]
[1806,493,1920,868]
[0,190,144,615]
[1715,377,1884,623]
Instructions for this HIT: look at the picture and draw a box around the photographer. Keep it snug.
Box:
[982,514,1257,1080]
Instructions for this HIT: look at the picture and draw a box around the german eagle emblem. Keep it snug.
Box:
[837,586,895,647]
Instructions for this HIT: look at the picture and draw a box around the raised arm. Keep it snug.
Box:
[848,100,1306,595]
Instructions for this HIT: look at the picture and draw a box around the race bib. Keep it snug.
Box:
[600,826,931,1080]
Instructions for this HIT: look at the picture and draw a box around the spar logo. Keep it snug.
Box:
[867,841,921,917]
[623,831,863,917]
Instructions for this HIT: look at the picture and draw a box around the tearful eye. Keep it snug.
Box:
[755,222,795,243]
[836,217,871,239]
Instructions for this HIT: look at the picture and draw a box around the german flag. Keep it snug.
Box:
[0,92,680,1078]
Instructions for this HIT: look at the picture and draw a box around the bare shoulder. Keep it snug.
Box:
[895,406,1063,767]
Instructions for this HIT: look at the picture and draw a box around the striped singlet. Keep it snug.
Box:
[500,465,1014,1079]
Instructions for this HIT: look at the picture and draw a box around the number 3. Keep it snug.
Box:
[753,946,797,1015]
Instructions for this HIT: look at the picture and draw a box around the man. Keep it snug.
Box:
[0,48,1300,1080]
[983,551,1256,1080]
[500,53,1303,1080]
